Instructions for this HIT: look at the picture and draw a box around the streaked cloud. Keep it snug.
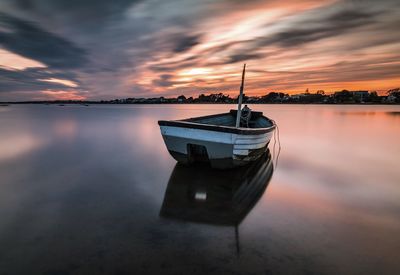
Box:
[0,67,79,92]
[0,12,87,69]
[0,48,46,70]
[40,78,78,88]
[0,0,399,100]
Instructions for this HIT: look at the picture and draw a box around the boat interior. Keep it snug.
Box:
[183,110,273,128]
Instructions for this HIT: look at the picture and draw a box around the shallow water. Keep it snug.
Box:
[0,104,399,275]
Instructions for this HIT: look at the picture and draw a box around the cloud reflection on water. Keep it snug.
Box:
[0,104,399,274]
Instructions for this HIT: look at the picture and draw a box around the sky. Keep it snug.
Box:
[0,0,400,101]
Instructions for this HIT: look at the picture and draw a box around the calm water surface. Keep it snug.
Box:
[0,104,399,275]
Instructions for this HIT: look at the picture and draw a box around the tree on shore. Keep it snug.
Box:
[387,88,400,103]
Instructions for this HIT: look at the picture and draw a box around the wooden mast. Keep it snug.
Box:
[235,64,246,128]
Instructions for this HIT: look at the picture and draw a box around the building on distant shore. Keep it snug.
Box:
[3,88,400,105]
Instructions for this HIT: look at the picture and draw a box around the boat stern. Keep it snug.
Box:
[158,121,274,169]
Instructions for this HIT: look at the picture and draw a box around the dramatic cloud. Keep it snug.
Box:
[173,34,202,53]
[228,53,265,64]
[152,74,175,87]
[0,0,399,100]
[0,67,77,92]
[0,12,87,69]
[262,9,378,47]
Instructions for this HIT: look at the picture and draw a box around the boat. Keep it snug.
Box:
[158,64,276,169]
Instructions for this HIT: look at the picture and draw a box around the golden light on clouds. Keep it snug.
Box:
[41,90,86,100]
[0,48,46,70]
[40,78,78,88]
[179,68,212,76]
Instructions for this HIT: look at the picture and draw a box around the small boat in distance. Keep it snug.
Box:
[158,64,276,169]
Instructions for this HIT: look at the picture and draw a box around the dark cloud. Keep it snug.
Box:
[14,0,140,13]
[262,9,378,47]
[0,67,80,93]
[150,56,200,72]
[227,53,264,64]
[0,12,87,69]
[173,34,201,53]
[152,74,175,87]
[12,0,144,29]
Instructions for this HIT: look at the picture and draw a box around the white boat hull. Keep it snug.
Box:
[160,125,274,169]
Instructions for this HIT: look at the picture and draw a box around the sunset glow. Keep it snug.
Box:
[0,0,399,100]
[41,90,86,100]
[40,78,78,88]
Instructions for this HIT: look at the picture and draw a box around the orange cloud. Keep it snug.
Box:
[41,90,86,100]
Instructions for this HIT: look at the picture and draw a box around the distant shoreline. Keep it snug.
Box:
[1,89,399,105]
[1,102,399,105]
[0,88,400,105]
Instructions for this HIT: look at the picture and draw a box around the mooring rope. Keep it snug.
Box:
[275,122,281,167]
[271,120,281,168]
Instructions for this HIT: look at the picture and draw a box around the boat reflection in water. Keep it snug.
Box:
[160,150,274,253]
